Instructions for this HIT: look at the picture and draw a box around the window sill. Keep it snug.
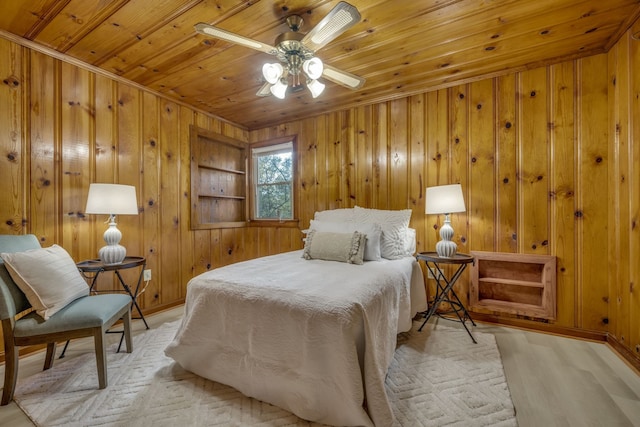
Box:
[248,219,300,228]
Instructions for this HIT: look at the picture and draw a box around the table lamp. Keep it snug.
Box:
[425,184,466,258]
[85,183,139,265]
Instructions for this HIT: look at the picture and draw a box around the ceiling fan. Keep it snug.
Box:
[194,1,365,99]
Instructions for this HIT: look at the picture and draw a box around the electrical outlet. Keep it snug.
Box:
[427,269,439,280]
[143,269,152,281]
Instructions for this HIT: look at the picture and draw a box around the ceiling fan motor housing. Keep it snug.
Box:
[274,31,314,73]
[285,15,304,32]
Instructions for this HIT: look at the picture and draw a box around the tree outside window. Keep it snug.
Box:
[252,141,294,220]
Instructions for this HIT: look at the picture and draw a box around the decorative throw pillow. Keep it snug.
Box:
[309,220,382,261]
[302,230,366,265]
[1,244,89,320]
[404,228,417,256]
[353,206,413,259]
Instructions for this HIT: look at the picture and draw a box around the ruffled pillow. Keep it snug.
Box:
[353,206,412,259]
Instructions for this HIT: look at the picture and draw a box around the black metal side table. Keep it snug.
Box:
[416,251,477,343]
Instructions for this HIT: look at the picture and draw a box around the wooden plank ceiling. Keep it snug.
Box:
[0,0,638,130]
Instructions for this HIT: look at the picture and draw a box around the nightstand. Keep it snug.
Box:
[416,251,477,343]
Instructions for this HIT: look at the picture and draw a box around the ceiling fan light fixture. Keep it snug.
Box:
[262,63,284,84]
[303,57,324,80]
[270,79,288,99]
[307,79,325,98]
[196,2,365,99]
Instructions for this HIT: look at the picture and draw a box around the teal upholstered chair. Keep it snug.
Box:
[0,234,133,405]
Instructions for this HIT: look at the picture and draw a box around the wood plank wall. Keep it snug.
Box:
[249,24,640,364]
[607,20,640,362]
[249,58,610,335]
[1,20,639,367]
[0,37,301,360]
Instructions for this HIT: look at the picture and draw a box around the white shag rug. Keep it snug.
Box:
[13,320,517,427]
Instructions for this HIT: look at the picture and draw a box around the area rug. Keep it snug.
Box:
[14,320,517,427]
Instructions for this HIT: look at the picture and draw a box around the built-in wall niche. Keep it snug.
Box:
[470,251,557,320]
[190,126,248,229]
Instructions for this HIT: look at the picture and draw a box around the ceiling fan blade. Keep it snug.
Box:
[256,82,272,97]
[301,1,361,52]
[195,23,277,55]
[322,64,365,90]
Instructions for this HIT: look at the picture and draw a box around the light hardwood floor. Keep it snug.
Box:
[1,306,639,426]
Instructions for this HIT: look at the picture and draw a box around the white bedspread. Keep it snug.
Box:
[165,250,426,427]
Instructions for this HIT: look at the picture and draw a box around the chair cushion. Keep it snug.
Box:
[1,245,90,320]
[13,293,131,337]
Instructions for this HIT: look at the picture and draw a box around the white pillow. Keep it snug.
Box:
[302,230,366,265]
[1,244,89,320]
[313,208,355,222]
[309,220,382,261]
[404,228,417,256]
[353,206,412,228]
[353,206,413,259]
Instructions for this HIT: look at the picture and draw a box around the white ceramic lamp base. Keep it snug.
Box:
[435,214,458,258]
[98,217,126,265]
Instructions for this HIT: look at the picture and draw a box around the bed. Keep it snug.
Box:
[165,207,426,426]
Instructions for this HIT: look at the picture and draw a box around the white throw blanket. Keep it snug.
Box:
[165,250,425,426]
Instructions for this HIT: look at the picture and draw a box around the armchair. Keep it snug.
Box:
[0,234,132,405]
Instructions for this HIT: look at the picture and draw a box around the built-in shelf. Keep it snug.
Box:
[190,126,248,229]
[198,194,246,200]
[197,164,246,175]
[477,277,545,288]
[470,251,557,320]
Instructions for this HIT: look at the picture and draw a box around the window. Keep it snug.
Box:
[251,137,297,221]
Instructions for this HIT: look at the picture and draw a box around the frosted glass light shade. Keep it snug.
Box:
[425,184,466,258]
[303,57,324,80]
[307,79,325,98]
[262,63,284,85]
[270,79,288,99]
[85,183,138,265]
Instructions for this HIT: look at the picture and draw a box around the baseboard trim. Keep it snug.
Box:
[470,312,608,341]
[607,335,640,374]
[470,312,640,372]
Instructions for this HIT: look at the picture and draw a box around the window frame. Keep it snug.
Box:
[249,135,299,227]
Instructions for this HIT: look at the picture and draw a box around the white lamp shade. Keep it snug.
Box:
[270,79,288,99]
[425,184,466,214]
[85,183,139,215]
[307,79,325,98]
[303,57,324,80]
[262,63,284,85]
